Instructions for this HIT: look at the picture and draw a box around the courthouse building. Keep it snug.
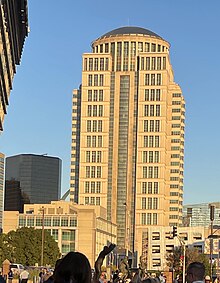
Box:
[70,26,185,258]
[3,200,117,266]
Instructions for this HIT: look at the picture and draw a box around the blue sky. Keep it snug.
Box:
[0,0,220,204]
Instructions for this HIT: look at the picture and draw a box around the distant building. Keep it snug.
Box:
[3,200,117,266]
[0,0,29,131]
[0,153,4,230]
[140,225,208,271]
[70,26,185,254]
[5,154,61,212]
[183,202,220,227]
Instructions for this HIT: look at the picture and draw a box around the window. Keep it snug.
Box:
[142,198,146,209]
[142,182,147,194]
[97,151,102,162]
[61,217,68,227]
[157,74,162,85]
[98,136,102,147]
[154,182,159,194]
[87,105,92,117]
[156,89,161,101]
[89,59,93,71]
[91,181,95,193]
[94,58,98,71]
[87,120,91,132]
[141,213,146,225]
[88,74,92,86]
[98,105,103,117]
[145,89,149,101]
[85,197,89,204]
[87,136,91,147]
[98,120,102,132]
[92,121,97,132]
[91,166,96,178]
[97,166,101,178]
[94,90,98,101]
[94,74,98,86]
[93,105,97,116]
[86,166,90,178]
[152,57,156,70]
[96,181,101,193]
[86,151,90,162]
[145,74,150,85]
[99,90,103,101]
[88,90,92,101]
[92,136,96,147]
[85,181,89,193]
[100,74,104,86]
[144,120,148,132]
[96,197,100,205]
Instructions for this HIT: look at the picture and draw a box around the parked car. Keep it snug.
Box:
[10,264,25,275]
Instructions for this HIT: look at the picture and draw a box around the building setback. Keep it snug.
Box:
[0,0,28,131]
[5,154,62,212]
[70,26,185,257]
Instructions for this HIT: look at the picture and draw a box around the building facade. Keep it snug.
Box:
[70,27,185,254]
[0,152,4,230]
[0,0,29,131]
[5,154,62,212]
[140,225,207,271]
[183,202,220,227]
[3,201,117,266]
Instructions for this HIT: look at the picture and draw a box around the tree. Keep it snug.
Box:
[0,227,60,266]
[166,246,210,275]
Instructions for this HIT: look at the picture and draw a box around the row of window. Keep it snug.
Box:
[87,120,103,132]
[144,89,161,101]
[142,197,158,209]
[84,181,101,193]
[19,216,77,227]
[143,135,160,148]
[142,182,159,194]
[141,212,158,225]
[86,151,102,163]
[88,90,103,101]
[93,42,167,54]
[88,74,104,86]
[144,105,161,117]
[143,166,159,178]
[140,57,166,71]
[143,151,159,163]
[87,105,103,117]
[145,74,162,86]
[85,196,100,205]
[87,135,103,147]
[84,57,109,71]
[85,166,102,178]
[144,120,160,132]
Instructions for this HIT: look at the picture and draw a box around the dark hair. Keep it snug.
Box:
[54,252,92,283]
[187,262,205,280]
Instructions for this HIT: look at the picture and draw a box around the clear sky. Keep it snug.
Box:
[0,0,220,205]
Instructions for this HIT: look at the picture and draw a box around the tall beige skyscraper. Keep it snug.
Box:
[70,27,185,255]
[0,153,4,230]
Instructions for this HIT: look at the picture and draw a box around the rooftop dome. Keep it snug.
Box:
[98,26,163,40]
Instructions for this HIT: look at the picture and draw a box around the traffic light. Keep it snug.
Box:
[172,226,178,238]
[210,205,215,221]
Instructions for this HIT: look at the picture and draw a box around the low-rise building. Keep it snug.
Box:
[3,200,117,266]
[138,226,209,271]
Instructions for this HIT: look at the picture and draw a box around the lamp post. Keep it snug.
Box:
[39,207,45,266]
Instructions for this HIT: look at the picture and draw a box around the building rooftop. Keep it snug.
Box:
[98,26,163,40]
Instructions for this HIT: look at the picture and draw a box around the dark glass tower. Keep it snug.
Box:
[4,154,61,212]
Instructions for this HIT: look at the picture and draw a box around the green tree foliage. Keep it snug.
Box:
[0,227,60,266]
[166,246,210,275]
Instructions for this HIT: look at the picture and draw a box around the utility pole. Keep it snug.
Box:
[210,204,215,281]
[40,207,45,266]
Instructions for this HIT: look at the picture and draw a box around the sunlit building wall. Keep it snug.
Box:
[70,27,185,255]
[3,201,117,266]
[0,0,28,131]
[0,152,4,230]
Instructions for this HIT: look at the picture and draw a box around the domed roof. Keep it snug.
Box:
[98,26,163,40]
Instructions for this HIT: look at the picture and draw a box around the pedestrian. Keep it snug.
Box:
[53,252,91,283]
[186,262,205,283]
[0,272,5,283]
[205,276,211,283]
[20,269,29,283]
[8,269,13,283]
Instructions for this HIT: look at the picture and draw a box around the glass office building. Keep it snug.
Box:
[5,154,61,212]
